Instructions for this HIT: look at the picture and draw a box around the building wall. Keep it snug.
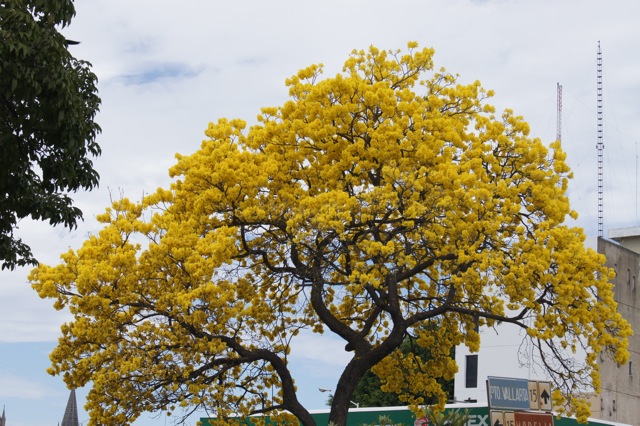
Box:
[597,237,640,425]
[453,321,554,404]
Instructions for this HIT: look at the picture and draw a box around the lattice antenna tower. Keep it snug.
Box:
[557,82,562,144]
[597,41,604,237]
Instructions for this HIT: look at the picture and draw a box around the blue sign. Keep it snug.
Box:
[486,376,530,411]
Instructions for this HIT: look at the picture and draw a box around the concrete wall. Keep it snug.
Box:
[597,238,640,425]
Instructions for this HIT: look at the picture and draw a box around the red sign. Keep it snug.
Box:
[413,417,429,426]
[514,411,553,426]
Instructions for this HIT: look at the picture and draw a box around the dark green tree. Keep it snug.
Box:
[0,0,101,270]
[350,333,455,408]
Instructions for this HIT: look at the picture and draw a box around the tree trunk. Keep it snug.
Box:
[328,358,369,426]
[327,327,406,425]
[291,407,318,426]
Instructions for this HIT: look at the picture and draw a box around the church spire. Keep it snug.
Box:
[1,405,6,426]
[61,389,80,426]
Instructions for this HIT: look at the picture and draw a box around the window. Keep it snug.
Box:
[465,355,478,388]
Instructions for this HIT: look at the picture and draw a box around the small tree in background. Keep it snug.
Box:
[0,0,101,269]
[31,43,630,426]
[351,332,454,408]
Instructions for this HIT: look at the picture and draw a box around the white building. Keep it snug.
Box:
[453,229,640,424]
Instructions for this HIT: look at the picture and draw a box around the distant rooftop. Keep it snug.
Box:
[609,226,640,240]
[608,227,640,254]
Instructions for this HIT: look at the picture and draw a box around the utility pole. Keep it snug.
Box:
[597,41,604,238]
[556,82,562,144]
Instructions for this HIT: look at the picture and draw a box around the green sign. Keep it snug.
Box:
[200,405,627,426]
[200,406,487,426]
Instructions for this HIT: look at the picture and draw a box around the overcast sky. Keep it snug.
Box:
[2,0,640,425]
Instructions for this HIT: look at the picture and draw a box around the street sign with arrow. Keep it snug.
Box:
[490,410,504,426]
[538,381,553,411]
[528,380,553,411]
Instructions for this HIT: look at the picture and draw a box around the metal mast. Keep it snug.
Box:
[557,82,562,144]
[597,41,604,238]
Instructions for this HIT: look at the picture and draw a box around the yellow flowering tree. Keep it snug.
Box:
[31,43,630,426]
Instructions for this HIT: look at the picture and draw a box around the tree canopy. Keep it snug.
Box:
[1,0,101,269]
[30,43,630,426]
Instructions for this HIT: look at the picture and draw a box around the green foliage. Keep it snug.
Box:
[0,0,101,269]
[356,410,469,426]
[423,407,469,426]
[351,334,454,408]
[358,415,398,426]
[352,370,406,408]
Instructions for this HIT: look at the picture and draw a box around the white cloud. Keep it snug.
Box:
[0,375,58,399]
[0,270,70,342]
[290,331,352,367]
